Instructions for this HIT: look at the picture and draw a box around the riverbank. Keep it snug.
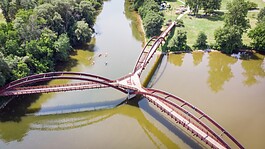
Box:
[161,0,264,50]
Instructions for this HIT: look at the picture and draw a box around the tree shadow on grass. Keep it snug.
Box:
[190,11,225,22]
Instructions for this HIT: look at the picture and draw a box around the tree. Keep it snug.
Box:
[0,0,102,86]
[246,1,258,10]
[214,26,242,54]
[0,52,11,86]
[248,22,265,51]
[257,7,265,23]
[53,0,75,32]
[185,0,202,15]
[202,0,222,15]
[72,21,92,45]
[0,0,12,22]
[13,9,44,41]
[225,0,250,33]
[79,1,96,27]
[193,32,208,50]
[167,30,187,51]
[11,60,30,79]
[143,11,164,37]
[53,34,71,62]
[138,0,160,18]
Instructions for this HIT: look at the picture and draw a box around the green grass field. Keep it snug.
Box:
[181,12,225,46]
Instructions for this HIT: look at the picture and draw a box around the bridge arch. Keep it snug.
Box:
[134,36,166,76]
[137,88,244,149]
[0,72,129,96]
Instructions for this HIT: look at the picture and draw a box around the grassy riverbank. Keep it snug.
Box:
[162,0,265,47]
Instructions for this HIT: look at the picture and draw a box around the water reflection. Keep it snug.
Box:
[241,53,265,86]
[124,0,145,44]
[192,51,204,66]
[168,53,185,66]
[0,104,181,148]
[207,52,237,92]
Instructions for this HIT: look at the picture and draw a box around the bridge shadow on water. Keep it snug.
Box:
[0,92,203,148]
[127,96,203,149]
[0,94,42,122]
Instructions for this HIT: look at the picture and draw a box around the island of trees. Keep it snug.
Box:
[0,0,103,87]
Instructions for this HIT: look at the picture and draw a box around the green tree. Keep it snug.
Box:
[214,26,242,53]
[138,0,160,18]
[185,0,202,15]
[133,0,144,10]
[53,0,75,32]
[246,1,258,10]
[53,34,71,62]
[0,52,11,86]
[13,9,45,41]
[225,0,250,33]
[143,11,164,37]
[72,21,92,45]
[79,1,96,27]
[248,22,265,51]
[167,30,187,51]
[202,0,222,15]
[0,0,12,22]
[11,60,30,79]
[193,32,208,50]
[35,3,55,25]
[257,7,265,23]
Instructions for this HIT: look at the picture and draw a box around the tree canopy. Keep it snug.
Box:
[193,32,208,50]
[136,0,164,37]
[248,7,265,51]
[0,0,103,86]
[224,0,250,33]
[257,7,265,23]
[167,30,188,51]
[185,0,222,15]
[214,26,242,54]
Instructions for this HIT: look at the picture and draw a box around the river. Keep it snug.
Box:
[1,0,265,148]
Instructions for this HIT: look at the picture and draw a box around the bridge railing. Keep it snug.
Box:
[0,72,114,92]
[133,22,176,76]
[145,88,244,149]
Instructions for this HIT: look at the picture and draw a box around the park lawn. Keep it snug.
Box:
[181,11,224,46]
[181,11,259,47]
[162,0,184,22]
[161,0,262,47]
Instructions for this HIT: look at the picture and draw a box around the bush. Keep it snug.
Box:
[193,32,208,50]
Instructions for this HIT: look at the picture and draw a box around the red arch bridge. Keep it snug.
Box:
[0,22,244,149]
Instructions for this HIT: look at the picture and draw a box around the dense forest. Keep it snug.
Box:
[0,0,103,87]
